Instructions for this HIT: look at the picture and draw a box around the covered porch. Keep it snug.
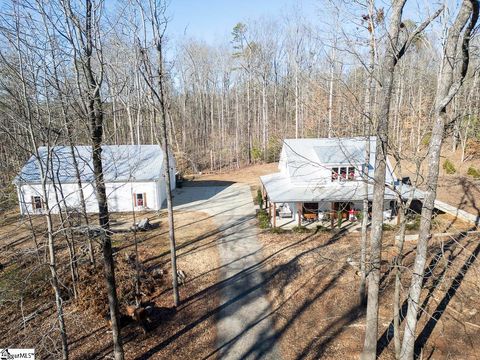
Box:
[265,200,368,230]
[260,172,400,230]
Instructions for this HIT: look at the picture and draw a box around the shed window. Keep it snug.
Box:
[32,196,43,210]
[134,193,147,207]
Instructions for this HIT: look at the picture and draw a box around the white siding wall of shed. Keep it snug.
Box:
[18,180,165,215]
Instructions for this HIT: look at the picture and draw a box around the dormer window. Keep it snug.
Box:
[331,167,339,181]
[331,166,356,182]
[348,167,355,180]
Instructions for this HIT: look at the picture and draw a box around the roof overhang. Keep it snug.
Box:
[260,173,423,203]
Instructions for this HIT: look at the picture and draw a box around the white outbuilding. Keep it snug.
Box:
[13,145,176,215]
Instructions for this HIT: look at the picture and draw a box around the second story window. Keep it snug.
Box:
[331,166,356,182]
[348,167,355,180]
[331,167,339,181]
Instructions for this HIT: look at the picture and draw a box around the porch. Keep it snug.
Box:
[266,200,371,230]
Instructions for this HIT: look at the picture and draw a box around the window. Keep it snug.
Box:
[32,196,43,210]
[331,166,356,182]
[331,167,339,182]
[135,194,144,206]
[348,167,355,180]
[133,193,147,207]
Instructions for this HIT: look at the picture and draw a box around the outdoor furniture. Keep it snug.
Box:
[303,213,317,221]
[278,204,293,218]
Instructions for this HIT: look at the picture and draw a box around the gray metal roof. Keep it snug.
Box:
[279,136,397,186]
[14,145,165,184]
[313,143,365,164]
[260,172,424,203]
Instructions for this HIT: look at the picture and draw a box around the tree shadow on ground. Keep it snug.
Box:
[413,241,480,357]
[132,227,350,360]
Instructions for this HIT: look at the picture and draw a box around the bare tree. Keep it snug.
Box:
[60,0,125,358]
[362,2,443,358]
[400,2,479,359]
[135,0,180,307]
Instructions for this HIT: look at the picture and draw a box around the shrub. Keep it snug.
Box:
[251,146,263,163]
[421,133,431,146]
[270,227,285,234]
[443,159,456,175]
[316,225,330,232]
[382,223,397,231]
[292,225,310,233]
[405,214,421,231]
[257,209,270,229]
[267,138,282,163]
[467,166,480,179]
[256,189,264,209]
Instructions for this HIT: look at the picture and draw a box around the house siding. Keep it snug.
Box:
[18,180,170,215]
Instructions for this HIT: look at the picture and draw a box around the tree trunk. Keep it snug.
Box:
[360,0,376,306]
[400,3,478,358]
[84,1,124,358]
[362,2,407,359]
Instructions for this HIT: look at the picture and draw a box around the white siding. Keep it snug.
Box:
[19,180,164,215]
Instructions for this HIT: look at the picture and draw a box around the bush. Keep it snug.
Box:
[443,159,456,174]
[251,146,263,163]
[270,227,285,234]
[337,211,343,228]
[405,214,421,231]
[267,138,282,163]
[467,166,480,179]
[256,189,264,209]
[421,133,431,146]
[382,223,397,231]
[316,225,330,232]
[292,225,310,233]
[257,209,270,229]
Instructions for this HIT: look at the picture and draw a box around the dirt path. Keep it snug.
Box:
[174,183,279,359]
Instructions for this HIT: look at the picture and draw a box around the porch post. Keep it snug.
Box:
[273,202,276,228]
[297,202,301,226]
[330,202,335,229]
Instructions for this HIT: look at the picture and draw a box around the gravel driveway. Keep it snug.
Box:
[174,183,279,359]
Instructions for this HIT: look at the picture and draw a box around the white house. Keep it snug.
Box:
[260,137,416,227]
[13,145,176,215]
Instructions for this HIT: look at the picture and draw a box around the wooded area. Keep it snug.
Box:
[0,0,479,359]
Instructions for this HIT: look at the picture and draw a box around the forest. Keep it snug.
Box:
[0,0,479,359]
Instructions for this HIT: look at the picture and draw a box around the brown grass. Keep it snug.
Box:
[257,226,480,359]
[0,209,221,359]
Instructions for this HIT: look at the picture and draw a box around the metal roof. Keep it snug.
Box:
[260,172,424,203]
[14,145,165,184]
[278,136,397,186]
[313,144,365,164]
[262,136,421,203]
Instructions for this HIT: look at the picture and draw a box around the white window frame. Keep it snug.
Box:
[135,193,145,207]
[331,166,357,182]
